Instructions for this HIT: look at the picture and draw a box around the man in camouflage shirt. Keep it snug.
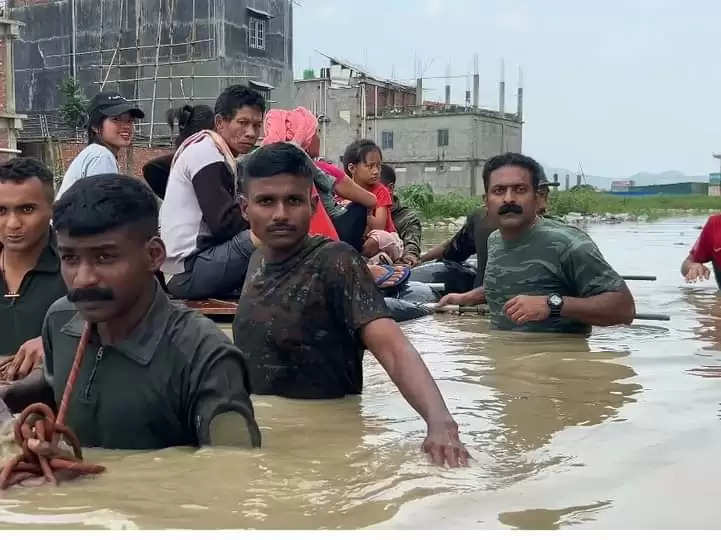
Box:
[233,142,468,467]
[380,165,421,265]
[438,152,635,334]
[418,176,559,287]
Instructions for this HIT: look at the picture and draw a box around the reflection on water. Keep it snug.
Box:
[498,500,613,530]
[4,217,721,529]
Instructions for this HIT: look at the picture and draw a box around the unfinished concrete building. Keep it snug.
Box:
[0,8,26,162]
[7,0,293,173]
[295,54,523,196]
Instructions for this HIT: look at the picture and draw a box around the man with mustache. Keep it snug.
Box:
[3,174,260,450]
[160,85,265,300]
[438,152,635,333]
[417,175,559,286]
[233,143,469,467]
[0,158,67,381]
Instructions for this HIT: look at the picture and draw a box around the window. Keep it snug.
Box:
[249,17,266,50]
[437,129,449,147]
[382,130,394,149]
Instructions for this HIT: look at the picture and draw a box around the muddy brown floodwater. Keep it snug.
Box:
[2,216,721,530]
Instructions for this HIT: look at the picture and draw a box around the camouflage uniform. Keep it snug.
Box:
[484,217,625,334]
[391,195,422,263]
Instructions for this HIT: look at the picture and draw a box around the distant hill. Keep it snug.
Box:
[543,165,708,191]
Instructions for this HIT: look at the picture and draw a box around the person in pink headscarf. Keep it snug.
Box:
[261,107,377,249]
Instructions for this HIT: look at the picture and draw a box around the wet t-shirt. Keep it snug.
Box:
[484,217,625,334]
[233,236,391,398]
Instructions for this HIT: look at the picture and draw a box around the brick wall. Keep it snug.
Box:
[57,142,171,178]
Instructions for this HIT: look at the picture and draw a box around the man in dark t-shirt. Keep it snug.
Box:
[234,142,469,467]
[239,236,387,398]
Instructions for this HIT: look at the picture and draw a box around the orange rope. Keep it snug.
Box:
[0,322,106,490]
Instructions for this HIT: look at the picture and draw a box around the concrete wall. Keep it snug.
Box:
[9,0,293,141]
[377,112,522,196]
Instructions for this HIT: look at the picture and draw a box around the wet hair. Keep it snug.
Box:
[167,104,214,147]
[482,152,544,193]
[54,174,159,240]
[215,85,266,120]
[0,157,54,202]
[242,142,314,192]
[342,139,383,176]
[379,164,396,186]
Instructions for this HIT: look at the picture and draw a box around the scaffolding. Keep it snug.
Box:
[24,0,276,146]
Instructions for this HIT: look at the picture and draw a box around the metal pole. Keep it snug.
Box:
[374,84,378,142]
[134,0,141,104]
[71,0,77,80]
[43,39,214,59]
[98,0,104,90]
[168,0,176,111]
[190,0,196,102]
[148,0,163,146]
[100,0,124,91]
[93,74,253,84]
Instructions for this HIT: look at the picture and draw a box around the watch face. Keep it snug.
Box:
[549,294,563,307]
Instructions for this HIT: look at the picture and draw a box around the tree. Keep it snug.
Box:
[58,77,88,130]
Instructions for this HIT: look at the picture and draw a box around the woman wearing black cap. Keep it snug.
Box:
[56,91,144,199]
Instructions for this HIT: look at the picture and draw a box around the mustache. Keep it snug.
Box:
[498,203,524,215]
[67,287,115,303]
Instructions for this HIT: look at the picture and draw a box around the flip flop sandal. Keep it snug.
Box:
[375,265,411,290]
[373,265,395,287]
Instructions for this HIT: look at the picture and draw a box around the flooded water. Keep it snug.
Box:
[2,216,721,529]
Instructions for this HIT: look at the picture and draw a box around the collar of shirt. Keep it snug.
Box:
[33,232,61,274]
[58,281,172,366]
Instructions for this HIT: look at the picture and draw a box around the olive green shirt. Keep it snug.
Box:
[42,283,260,449]
[484,217,625,334]
[391,196,422,261]
[0,234,67,356]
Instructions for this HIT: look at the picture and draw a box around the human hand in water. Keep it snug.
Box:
[504,295,551,324]
[422,419,470,467]
[5,337,45,381]
[684,262,710,283]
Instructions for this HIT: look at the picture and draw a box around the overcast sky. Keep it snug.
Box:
[293,0,721,178]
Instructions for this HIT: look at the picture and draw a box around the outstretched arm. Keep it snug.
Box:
[419,240,450,264]
[361,318,469,467]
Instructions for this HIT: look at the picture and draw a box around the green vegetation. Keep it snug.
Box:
[396,184,478,219]
[397,183,721,221]
[549,190,721,218]
[58,77,88,130]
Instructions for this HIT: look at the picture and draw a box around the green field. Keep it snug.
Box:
[397,184,721,220]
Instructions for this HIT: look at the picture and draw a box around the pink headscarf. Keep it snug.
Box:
[262,107,318,150]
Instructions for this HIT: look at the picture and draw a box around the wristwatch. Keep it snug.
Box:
[547,294,564,318]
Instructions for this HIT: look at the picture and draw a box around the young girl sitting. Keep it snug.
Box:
[343,139,404,264]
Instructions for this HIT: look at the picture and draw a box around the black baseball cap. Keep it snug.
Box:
[88,91,145,119]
